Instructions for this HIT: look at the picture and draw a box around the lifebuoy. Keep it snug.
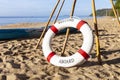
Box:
[42,18,94,67]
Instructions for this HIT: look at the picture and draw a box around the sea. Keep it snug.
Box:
[0,15,92,26]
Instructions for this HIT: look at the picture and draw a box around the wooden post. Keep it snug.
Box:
[61,0,77,56]
[117,9,119,17]
[92,0,102,64]
[110,0,120,26]
[54,0,65,23]
[35,0,60,49]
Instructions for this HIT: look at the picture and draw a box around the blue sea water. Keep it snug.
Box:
[0,15,92,26]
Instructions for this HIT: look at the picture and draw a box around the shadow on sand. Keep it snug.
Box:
[79,49,120,67]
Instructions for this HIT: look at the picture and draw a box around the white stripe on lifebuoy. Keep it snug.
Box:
[42,18,94,67]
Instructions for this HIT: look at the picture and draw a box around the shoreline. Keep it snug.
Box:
[0,22,53,29]
[0,16,114,29]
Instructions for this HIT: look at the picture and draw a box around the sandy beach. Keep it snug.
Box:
[0,17,120,80]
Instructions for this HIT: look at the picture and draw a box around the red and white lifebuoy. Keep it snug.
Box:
[42,18,94,67]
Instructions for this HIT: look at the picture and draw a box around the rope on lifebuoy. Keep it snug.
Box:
[42,18,94,67]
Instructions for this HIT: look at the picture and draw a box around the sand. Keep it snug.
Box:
[0,16,120,80]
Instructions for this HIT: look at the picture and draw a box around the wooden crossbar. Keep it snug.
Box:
[54,0,65,24]
[61,0,77,56]
[110,0,120,26]
[35,0,60,49]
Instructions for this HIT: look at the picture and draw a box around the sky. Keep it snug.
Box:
[0,0,112,16]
